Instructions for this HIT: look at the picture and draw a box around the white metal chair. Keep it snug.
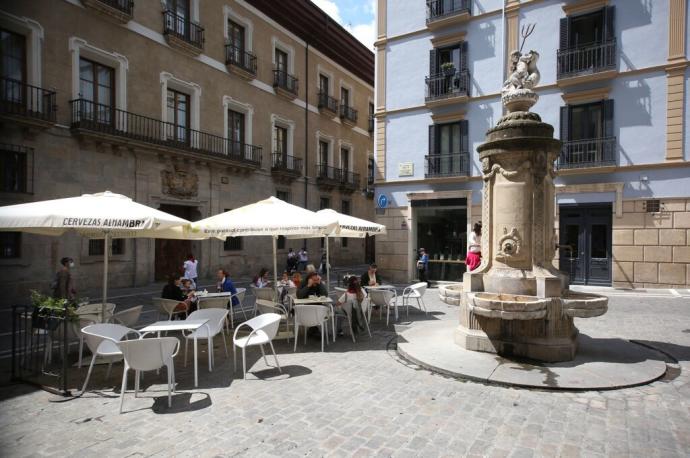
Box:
[153,297,187,321]
[359,297,373,338]
[111,305,143,328]
[368,288,398,326]
[402,282,428,317]
[253,287,276,302]
[80,323,140,394]
[255,299,291,342]
[183,309,229,370]
[293,304,331,352]
[229,289,254,329]
[196,296,229,309]
[334,298,357,343]
[76,303,117,323]
[232,313,282,379]
[117,337,180,413]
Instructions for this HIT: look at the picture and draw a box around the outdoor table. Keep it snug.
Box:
[195,287,246,298]
[364,285,399,321]
[140,318,210,388]
[293,297,336,341]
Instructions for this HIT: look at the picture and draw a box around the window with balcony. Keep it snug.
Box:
[427,120,469,177]
[559,100,615,169]
[89,238,125,256]
[226,19,256,77]
[1,27,24,102]
[427,42,469,102]
[228,109,245,155]
[0,144,32,193]
[163,0,203,51]
[318,74,337,113]
[165,88,190,144]
[339,86,357,124]
[426,0,472,26]
[318,140,330,176]
[368,102,374,132]
[558,7,616,80]
[0,232,20,258]
[273,47,297,96]
[78,57,114,126]
[367,157,375,185]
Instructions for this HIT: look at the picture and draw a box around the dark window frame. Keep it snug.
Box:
[88,238,125,256]
[166,87,190,143]
[0,231,21,259]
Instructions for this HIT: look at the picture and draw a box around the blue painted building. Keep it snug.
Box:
[374,0,690,288]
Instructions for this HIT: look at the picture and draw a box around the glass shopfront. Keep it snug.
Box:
[413,198,468,282]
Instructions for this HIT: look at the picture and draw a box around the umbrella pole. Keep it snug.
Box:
[272,236,278,288]
[102,232,110,321]
[326,235,330,293]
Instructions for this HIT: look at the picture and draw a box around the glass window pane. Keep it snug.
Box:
[564,224,579,255]
[98,85,111,107]
[80,80,94,102]
[97,65,112,89]
[590,224,607,258]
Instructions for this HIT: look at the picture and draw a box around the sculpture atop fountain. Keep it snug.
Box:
[455,30,608,362]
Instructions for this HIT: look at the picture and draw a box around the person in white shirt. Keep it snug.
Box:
[183,254,198,285]
[252,268,271,288]
[297,247,309,271]
[466,222,482,271]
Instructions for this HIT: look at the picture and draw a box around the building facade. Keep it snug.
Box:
[0,0,375,302]
[374,0,690,288]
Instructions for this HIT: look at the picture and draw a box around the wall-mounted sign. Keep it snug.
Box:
[377,194,388,209]
[398,162,414,177]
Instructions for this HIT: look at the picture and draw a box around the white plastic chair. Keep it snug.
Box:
[359,297,373,338]
[196,296,229,310]
[368,288,398,326]
[76,303,117,323]
[255,299,290,342]
[183,309,229,370]
[117,337,180,413]
[402,282,428,317]
[232,313,282,379]
[293,304,330,352]
[111,305,143,328]
[80,323,140,394]
[153,297,187,320]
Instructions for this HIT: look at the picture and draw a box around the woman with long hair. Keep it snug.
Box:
[252,267,271,288]
[466,222,482,271]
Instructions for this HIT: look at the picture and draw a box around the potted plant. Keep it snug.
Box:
[30,291,78,331]
[440,62,456,76]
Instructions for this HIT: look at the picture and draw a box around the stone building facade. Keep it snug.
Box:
[374,0,690,289]
[0,0,375,302]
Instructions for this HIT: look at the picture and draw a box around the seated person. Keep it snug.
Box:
[161,274,193,316]
[252,268,271,288]
[180,278,198,313]
[277,271,296,304]
[217,269,240,307]
[292,272,302,289]
[296,272,328,298]
[361,263,381,287]
[305,264,317,274]
[336,276,367,335]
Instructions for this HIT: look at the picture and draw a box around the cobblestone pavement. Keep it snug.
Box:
[0,287,689,458]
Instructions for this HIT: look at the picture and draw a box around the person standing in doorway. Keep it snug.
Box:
[297,247,309,272]
[53,257,76,300]
[183,254,198,287]
[417,248,430,288]
[466,222,482,272]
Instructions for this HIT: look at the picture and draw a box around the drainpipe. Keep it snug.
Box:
[303,43,309,249]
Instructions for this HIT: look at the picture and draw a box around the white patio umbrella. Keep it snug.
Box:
[192,196,338,285]
[289,209,387,290]
[0,191,196,317]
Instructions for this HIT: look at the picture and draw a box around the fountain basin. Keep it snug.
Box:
[468,292,549,320]
[562,291,608,318]
[439,283,463,306]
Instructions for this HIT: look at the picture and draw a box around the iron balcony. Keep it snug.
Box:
[163,10,204,51]
[425,70,470,102]
[426,0,472,24]
[425,152,470,178]
[0,77,57,124]
[557,40,616,80]
[273,70,298,96]
[557,137,617,169]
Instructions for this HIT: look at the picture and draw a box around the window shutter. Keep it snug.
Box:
[604,6,615,42]
[559,17,569,50]
[428,125,436,154]
[602,99,614,138]
[429,49,438,76]
[459,41,468,71]
[559,106,569,142]
[460,120,469,153]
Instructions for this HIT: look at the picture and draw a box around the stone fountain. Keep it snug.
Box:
[455,48,608,362]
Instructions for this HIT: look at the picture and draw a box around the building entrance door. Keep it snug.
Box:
[155,204,200,281]
[558,204,612,286]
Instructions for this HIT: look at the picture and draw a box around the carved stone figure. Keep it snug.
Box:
[501,50,541,112]
[161,164,199,199]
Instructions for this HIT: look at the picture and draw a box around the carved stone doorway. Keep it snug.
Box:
[155,204,202,281]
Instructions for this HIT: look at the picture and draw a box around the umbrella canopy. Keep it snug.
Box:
[0,191,196,314]
[0,191,191,237]
[316,209,386,238]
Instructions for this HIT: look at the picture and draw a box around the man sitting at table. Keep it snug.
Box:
[361,263,381,287]
[297,272,328,298]
[217,269,240,307]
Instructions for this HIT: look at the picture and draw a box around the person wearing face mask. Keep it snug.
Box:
[52,257,76,300]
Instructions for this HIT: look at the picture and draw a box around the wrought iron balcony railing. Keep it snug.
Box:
[70,99,262,165]
[425,70,470,102]
[225,44,257,76]
[425,152,470,178]
[271,153,302,174]
[0,77,56,123]
[426,0,471,23]
[368,116,374,133]
[163,10,204,50]
[340,104,358,124]
[273,70,298,95]
[93,0,133,15]
[315,163,339,181]
[339,169,360,188]
[557,40,616,80]
[557,137,617,169]
[317,91,338,112]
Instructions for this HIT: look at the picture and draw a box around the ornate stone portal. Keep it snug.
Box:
[455,46,608,362]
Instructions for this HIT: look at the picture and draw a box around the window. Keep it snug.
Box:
[275,48,288,73]
[340,87,350,107]
[320,197,330,210]
[0,145,28,193]
[429,120,468,154]
[428,42,469,98]
[275,125,287,157]
[318,140,329,166]
[228,109,245,152]
[1,28,26,104]
[88,238,125,256]
[166,88,189,143]
[340,147,350,172]
[559,100,615,168]
[341,200,350,248]
[0,232,20,258]
[558,7,616,78]
[167,0,190,19]
[644,200,661,213]
[367,157,375,185]
[79,57,114,124]
[319,74,329,95]
[228,20,245,52]
[223,208,243,251]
